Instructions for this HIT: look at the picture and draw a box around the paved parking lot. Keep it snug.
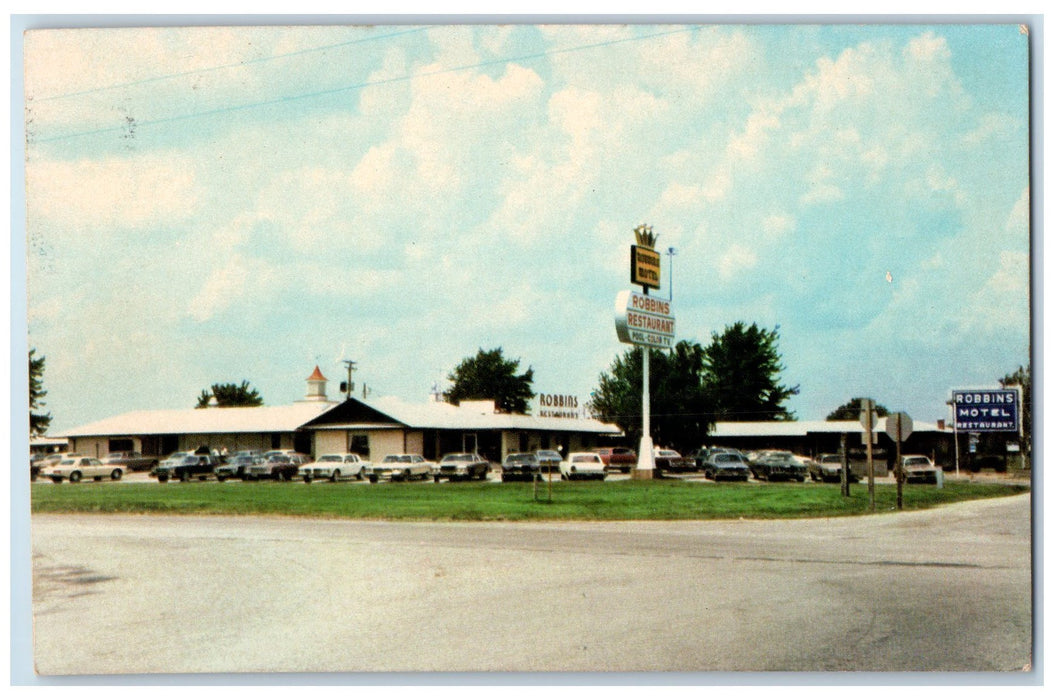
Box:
[29,492,1032,675]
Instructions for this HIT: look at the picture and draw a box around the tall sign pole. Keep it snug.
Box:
[613,224,673,480]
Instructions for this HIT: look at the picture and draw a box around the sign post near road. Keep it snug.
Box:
[614,224,672,480]
[860,399,878,511]
[885,412,913,510]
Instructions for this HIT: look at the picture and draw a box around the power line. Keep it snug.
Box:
[32,26,431,102]
[31,25,700,145]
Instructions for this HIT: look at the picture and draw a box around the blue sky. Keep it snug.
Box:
[21,23,1031,433]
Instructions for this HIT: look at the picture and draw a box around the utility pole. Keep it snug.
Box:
[341,360,357,399]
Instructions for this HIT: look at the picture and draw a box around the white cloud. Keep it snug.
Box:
[718,244,758,280]
[25,154,199,231]
[187,256,255,322]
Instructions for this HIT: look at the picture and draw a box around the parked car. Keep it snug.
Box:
[694,446,746,470]
[750,451,808,482]
[899,455,940,484]
[39,452,82,470]
[300,453,369,482]
[30,453,48,481]
[501,453,542,482]
[42,456,121,483]
[366,454,435,483]
[101,451,159,472]
[595,447,637,473]
[246,452,310,481]
[154,452,219,482]
[560,452,607,481]
[809,453,859,483]
[653,449,695,476]
[433,453,490,482]
[534,449,562,474]
[215,453,263,481]
[702,452,752,481]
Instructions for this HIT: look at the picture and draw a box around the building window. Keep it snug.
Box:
[349,434,369,456]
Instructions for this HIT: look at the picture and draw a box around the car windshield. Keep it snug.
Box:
[715,454,740,463]
[904,457,929,466]
[505,454,536,464]
[821,455,841,464]
[442,454,473,462]
[537,451,560,458]
[383,455,411,463]
[572,455,601,463]
[318,455,342,462]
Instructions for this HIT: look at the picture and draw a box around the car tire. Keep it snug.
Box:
[304,475,312,483]
[217,474,227,482]
[157,474,169,483]
[331,470,341,483]
[433,475,441,484]
[368,474,378,483]
[50,477,62,484]
[111,469,123,481]
[69,471,82,483]
[357,468,364,481]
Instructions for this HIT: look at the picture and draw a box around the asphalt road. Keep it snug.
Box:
[30,493,1032,675]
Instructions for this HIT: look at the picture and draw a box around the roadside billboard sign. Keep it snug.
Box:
[952,389,1020,433]
[615,290,675,349]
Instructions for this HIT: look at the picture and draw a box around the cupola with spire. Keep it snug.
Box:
[304,365,329,402]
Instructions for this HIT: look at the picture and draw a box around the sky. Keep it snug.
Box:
[19,22,1032,434]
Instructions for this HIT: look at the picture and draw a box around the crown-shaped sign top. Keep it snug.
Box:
[634,224,657,249]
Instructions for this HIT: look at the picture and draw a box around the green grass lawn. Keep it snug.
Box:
[30,478,1030,521]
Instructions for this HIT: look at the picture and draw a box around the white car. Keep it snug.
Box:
[560,452,607,481]
[900,455,940,484]
[366,454,436,483]
[300,453,370,482]
[43,456,122,483]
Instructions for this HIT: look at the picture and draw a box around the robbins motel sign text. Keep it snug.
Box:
[615,290,676,349]
[952,389,1021,433]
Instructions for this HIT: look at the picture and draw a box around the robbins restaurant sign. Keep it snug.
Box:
[536,393,581,419]
[952,389,1021,433]
[615,290,676,349]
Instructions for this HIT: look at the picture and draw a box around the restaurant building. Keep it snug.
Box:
[59,367,623,463]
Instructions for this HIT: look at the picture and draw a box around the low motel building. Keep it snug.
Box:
[59,367,623,463]
[707,419,955,475]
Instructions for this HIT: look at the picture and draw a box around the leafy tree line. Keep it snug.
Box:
[29,348,51,436]
[196,381,264,408]
[590,322,799,453]
[444,347,535,414]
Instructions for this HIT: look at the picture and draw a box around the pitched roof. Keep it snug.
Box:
[310,395,622,434]
[59,401,339,438]
[710,419,949,438]
[307,366,327,381]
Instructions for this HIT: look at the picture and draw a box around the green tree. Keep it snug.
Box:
[701,322,798,421]
[196,380,264,408]
[826,397,890,421]
[445,347,535,414]
[591,341,712,452]
[29,348,52,436]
